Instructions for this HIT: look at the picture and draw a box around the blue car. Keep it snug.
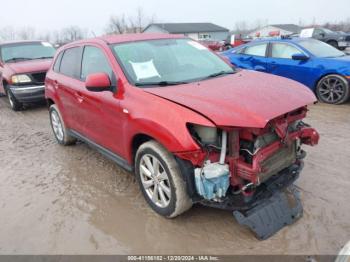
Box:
[221,38,350,104]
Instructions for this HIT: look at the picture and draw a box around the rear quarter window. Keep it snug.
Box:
[59,47,82,79]
[243,43,268,57]
[53,51,64,72]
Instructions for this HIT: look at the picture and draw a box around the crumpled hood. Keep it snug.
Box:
[144,70,317,128]
[7,59,52,74]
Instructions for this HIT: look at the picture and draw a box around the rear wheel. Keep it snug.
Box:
[135,141,192,218]
[49,104,77,145]
[316,74,350,104]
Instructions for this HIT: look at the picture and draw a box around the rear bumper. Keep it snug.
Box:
[9,84,45,103]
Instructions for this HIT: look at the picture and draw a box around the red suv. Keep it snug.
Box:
[45,34,319,239]
[0,41,55,110]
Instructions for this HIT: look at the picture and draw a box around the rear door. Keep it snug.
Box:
[233,42,268,72]
[266,42,315,87]
[55,46,86,133]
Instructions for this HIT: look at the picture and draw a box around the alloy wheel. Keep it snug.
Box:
[51,110,64,141]
[318,76,346,104]
[139,154,171,208]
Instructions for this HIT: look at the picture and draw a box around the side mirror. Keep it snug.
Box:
[85,73,111,92]
[320,33,325,38]
[292,53,309,61]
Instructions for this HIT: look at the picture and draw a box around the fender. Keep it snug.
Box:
[119,86,216,163]
[124,117,202,164]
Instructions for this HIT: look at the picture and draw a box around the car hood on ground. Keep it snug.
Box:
[7,59,52,74]
[144,70,316,128]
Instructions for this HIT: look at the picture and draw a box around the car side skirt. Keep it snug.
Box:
[68,129,133,172]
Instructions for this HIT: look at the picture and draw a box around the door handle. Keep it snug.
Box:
[254,65,266,72]
[74,91,84,103]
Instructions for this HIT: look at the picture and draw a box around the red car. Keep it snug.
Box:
[45,34,319,239]
[0,41,55,110]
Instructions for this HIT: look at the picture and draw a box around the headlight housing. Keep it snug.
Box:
[188,124,218,146]
[339,36,345,41]
[11,74,32,84]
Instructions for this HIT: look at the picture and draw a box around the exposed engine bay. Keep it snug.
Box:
[178,106,319,239]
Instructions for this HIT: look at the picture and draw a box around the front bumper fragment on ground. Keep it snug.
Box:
[233,185,303,240]
[200,160,305,240]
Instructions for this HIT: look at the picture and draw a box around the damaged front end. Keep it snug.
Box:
[176,107,319,240]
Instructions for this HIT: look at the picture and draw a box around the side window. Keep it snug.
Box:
[81,46,113,80]
[60,47,82,79]
[243,44,267,57]
[313,29,324,37]
[53,51,63,72]
[271,43,302,59]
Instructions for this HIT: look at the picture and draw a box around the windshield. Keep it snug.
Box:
[298,39,345,58]
[1,42,56,63]
[322,28,334,34]
[111,38,234,86]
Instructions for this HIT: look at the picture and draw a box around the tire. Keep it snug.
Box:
[327,40,339,49]
[49,104,77,145]
[339,47,346,51]
[135,140,192,218]
[316,74,350,104]
[7,89,22,111]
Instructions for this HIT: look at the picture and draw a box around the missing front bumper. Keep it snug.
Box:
[199,161,304,240]
[233,185,302,240]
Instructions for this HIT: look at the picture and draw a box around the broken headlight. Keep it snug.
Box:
[187,124,218,146]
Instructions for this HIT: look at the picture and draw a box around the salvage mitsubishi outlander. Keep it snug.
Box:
[45,34,319,240]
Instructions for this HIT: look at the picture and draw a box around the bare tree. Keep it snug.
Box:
[61,26,87,42]
[106,14,128,34]
[17,26,36,40]
[106,7,156,35]
[0,26,16,41]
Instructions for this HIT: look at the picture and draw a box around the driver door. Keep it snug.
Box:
[266,42,315,87]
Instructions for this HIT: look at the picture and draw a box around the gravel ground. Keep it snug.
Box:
[0,96,349,255]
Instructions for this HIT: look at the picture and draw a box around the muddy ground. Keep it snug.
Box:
[0,96,349,255]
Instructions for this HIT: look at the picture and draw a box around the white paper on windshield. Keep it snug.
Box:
[129,60,160,81]
[188,41,208,50]
[41,42,53,47]
[230,35,235,45]
[300,28,314,38]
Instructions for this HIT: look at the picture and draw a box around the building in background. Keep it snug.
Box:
[143,23,229,41]
[248,24,302,38]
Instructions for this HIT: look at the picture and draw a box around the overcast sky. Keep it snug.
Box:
[1,0,349,35]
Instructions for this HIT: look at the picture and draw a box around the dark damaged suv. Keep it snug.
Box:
[0,41,56,111]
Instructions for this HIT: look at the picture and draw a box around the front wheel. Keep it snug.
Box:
[316,74,350,104]
[135,141,192,218]
[327,40,339,49]
[7,90,22,111]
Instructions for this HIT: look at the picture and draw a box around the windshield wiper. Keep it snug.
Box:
[204,70,235,79]
[135,81,189,87]
[34,56,53,60]
[4,57,34,63]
